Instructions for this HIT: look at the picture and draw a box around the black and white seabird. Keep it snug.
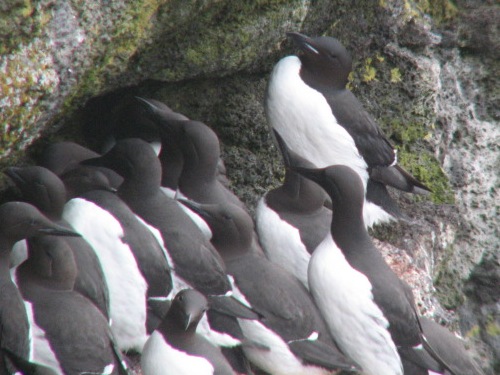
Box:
[59,166,151,352]
[0,201,80,375]
[180,199,359,375]
[266,32,430,227]
[293,164,457,375]
[135,97,232,195]
[256,129,331,288]
[134,97,214,238]
[15,234,129,375]
[61,165,173,334]
[134,97,189,191]
[161,111,245,210]
[81,138,259,348]
[4,166,111,319]
[142,289,237,375]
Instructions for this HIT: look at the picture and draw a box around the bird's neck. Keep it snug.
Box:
[0,245,12,277]
[159,148,183,190]
[160,311,197,338]
[288,171,326,211]
[330,203,372,256]
[23,237,76,290]
[118,175,160,201]
[180,152,218,187]
[0,237,13,254]
[300,66,346,92]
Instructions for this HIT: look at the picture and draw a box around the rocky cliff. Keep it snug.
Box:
[1,0,498,373]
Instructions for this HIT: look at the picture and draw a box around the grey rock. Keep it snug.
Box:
[1,0,498,372]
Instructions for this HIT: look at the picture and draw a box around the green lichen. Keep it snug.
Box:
[0,0,52,55]
[362,58,378,83]
[348,50,455,205]
[414,0,458,24]
[61,0,162,118]
[140,0,309,81]
[486,319,500,337]
[0,36,59,163]
[398,151,455,204]
[1,0,163,172]
[465,324,481,339]
[390,68,402,83]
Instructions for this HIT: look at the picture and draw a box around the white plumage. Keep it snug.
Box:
[10,275,65,374]
[266,56,368,178]
[255,198,311,289]
[141,331,214,375]
[266,55,391,226]
[136,215,241,349]
[308,234,403,375]
[63,198,149,353]
[237,319,332,375]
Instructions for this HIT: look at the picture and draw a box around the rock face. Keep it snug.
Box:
[1,0,498,373]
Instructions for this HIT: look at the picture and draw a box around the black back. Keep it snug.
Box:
[16,235,123,375]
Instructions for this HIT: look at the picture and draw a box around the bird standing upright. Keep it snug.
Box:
[293,164,456,375]
[180,198,359,375]
[266,32,430,226]
[256,129,331,288]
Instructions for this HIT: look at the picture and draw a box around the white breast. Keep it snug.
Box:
[267,56,396,227]
[255,198,311,289]
[308,234,403,375]
[137,216,241,349]
[266,56,368,184]
[23,298,65,374]
[141,331,214,375]
[227,273,329,375]
[63,198,149,353]
[237,318,331,375]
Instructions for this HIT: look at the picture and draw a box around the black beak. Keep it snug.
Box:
[135,96,162,118]
[183,313,193,331]
[136,97,187,139]
[287,32,320,55]
[105,186,118,194]
[177,198,213,221]
[290,166,326,186]
[37,226,82,237]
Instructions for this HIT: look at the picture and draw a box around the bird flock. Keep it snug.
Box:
[0,32,485,375]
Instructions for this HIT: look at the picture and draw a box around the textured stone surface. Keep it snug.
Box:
[1,0,498,373]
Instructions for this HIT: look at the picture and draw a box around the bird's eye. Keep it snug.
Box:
[222,214,232,221]
[178,294,184,301]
